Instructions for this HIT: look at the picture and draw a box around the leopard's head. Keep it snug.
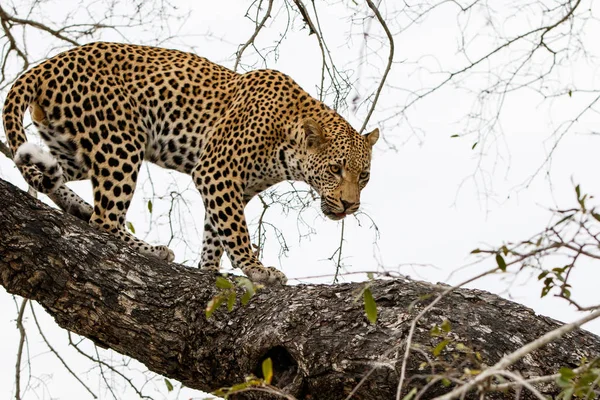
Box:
[302,118,379,220]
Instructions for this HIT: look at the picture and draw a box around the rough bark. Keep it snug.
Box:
[0,177,599,400]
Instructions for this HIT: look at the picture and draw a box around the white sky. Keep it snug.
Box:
[1,0,599,399]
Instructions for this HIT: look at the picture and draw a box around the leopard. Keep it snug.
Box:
[2,42,379,286]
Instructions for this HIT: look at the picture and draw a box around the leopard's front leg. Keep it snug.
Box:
[199,215,223,272]
[193,166,287,286]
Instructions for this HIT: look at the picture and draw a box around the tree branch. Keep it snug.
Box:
[234,0,274,72]
[1,177,599,399]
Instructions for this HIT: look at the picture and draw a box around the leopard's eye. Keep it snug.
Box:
[329,164,341,174]
[360,171,370,180]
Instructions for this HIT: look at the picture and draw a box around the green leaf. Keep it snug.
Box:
[212,388,228,396]
[441,378,451,387]
[495,254,507,272]
[206,295,225,319]
[237,277,258,306]
[450,134,459,138]
[227,291,236,312]
[241,290,252,306]
[402,387,417,400]
[363,287,377,324]
[147,199,153,213]
[592,213,600,223]
[578,371,597,386]
[560,387,574,400]
[556,375,573,388]
[568,89,572,97]
[430,325,441,337]
[538,271,549,280]
[126,221,135,234]
[560,367,576,379]
[262,358,273,384]
[471,142,478,150]
[441,319,451,333]
[216,276,234,289]
[541,285,553,298]
[164,378,174,392]
[205,299,217,319]
[470,248,481,254]
[433,339,450,356]
[455,343,467,351]
[230,382,251,392]
[237,277,256,296]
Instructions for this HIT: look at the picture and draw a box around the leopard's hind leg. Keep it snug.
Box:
[30,99,174,261]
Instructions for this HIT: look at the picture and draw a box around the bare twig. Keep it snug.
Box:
[488,364,590,392]
[94,345,119,400]
[0,140,12,159]
[67,333,154,399]
[489,370,548,400]
[396,266,501,400]
[292,0,351,108]
[30,303,98,399]
[333,219,345,283]
[433,307,600,400]
[360,0,394,133]
[291,0,315,35]
[0,5,79,46]
[14,298,28,400]
[234,0,274,71]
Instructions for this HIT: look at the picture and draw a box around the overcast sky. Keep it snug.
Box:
[1,0,599,398]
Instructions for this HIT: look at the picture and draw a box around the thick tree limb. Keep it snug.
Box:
[0,177,599,399]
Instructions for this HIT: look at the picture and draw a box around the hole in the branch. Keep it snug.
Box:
[255,346,298,388]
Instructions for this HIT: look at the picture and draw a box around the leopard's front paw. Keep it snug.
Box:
[199,261,221,273]
[243,265,287,286]
[266,266,287,285]
[153,245,175,262]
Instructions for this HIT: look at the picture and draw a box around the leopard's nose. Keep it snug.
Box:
[341,200,357,212]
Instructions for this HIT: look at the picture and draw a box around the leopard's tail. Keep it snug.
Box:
[3,71,63,193]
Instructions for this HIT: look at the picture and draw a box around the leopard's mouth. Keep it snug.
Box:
[325,211,347,220]
[321,200,347,220]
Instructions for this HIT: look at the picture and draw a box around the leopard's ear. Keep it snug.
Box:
[364,128,379,147]
[303,118,327,150]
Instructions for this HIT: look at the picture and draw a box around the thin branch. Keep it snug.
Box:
[396,266,501,400]
[14,298,28,400]
[67,333,154,400]
[488,364,589,392]
[360,0,394,133]
[1,140,12,159]
[293,0,351,108]
[94,345,119,400]
[308,0,328,100]
[30,303,98,399]
[384,0,583,121]
[491,370,548,400]
[291,0,315,35]
[0,5,29,77]
[333,219,345,283]
[433,307,600,400]
[234,0,274,71]
[256,194,270,259]
[0,4,78,46]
